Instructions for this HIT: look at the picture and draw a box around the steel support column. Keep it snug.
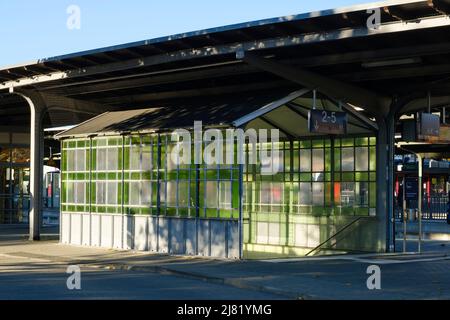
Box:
[9,89,46,241]
[386,113,396,252]
[376,118,389,252]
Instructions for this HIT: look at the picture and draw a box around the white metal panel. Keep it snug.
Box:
[227,221,240,259]
[256,222,269,244]
[61,213,71,244]
[169,219,185,254]
[123,215,134,250]
[113,215,124,249]
[100,215,113,248]
[307,224,321,248]
[134,216,148,251]
[147,217,158,252]
[197,220,210,257]
[184,219,197,256]
[295,224,308,247]
[210,220,226,258]
[91,214,101,247]
[70,214,82,246]
[157,218,169,253]
[268,223,280,245]
[82,214,91,246]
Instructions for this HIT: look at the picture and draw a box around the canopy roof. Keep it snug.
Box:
[56,90,377,139]
[2,0,450,129]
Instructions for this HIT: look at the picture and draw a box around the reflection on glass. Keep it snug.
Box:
[342,148,354,171]
[312,183,324,206]
[165,181,177,207]
[206,181,218,208]
[12,148,30,164]
[97,149,106,171]
[130,145,141,170]
[67,182,74,203]
[299,183,312,205]
[341,182,355,207]
[356,182,368,206]
[76,150,85,172]
[67,150,75,171]
[300,149,311,172]
[260,182,283,205]
[312,149,324,172]
[96,182,105,204]
[141,181,151,206]
[129,182,140,205]
[178,181,189,207]
[107,182,117,205]
[355,147,369,171]
[76,182,85,204]
[107,149,118,171]
[219,181,232,210]
[0,147,10,162]
[142,146,152,171]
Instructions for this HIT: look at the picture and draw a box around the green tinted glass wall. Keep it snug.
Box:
[242,136,377,252]
[61,133,240,220]
[61,139,90,213]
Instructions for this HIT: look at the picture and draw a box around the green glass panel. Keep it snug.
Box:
[370,182,376,207]
[107,173,116,180]
[312,139,324,148]
[355,207,369,216]
[342,173,354,182]
[355,137,369,146]
[355,172,369,181]
[325,148,331,171]
[334,149,341,171]
[370,146,376,171]
[341,138,354,147]
[299,173,311,182]
[300,140,311,148]
[142,172,152,180]
[219,170,232,180]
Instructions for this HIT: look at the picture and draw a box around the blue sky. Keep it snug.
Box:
[0,0,369,67]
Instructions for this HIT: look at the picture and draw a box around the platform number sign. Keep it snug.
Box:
[309,110,348,135]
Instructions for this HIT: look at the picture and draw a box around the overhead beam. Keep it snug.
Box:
[259,116,296,140]
[46,64,254,96]
[238,51,391,117]
[400,94,450,114]
[93,80,290,106]
[291,42,450,68]
[337,63,450,82]
[233,89,310,127]
[3,14,450,89]
[32,42,450,96]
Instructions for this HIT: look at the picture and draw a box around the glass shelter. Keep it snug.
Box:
[57,91,382,259]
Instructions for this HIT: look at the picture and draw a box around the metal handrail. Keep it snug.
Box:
[305,216,364,256]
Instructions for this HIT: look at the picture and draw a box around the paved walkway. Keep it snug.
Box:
[0,226,449,300]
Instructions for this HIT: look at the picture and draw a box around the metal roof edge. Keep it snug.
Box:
[54,111,111,139]
[0,0,426,71]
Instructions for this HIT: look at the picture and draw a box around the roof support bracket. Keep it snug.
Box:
[237,50,391,118]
